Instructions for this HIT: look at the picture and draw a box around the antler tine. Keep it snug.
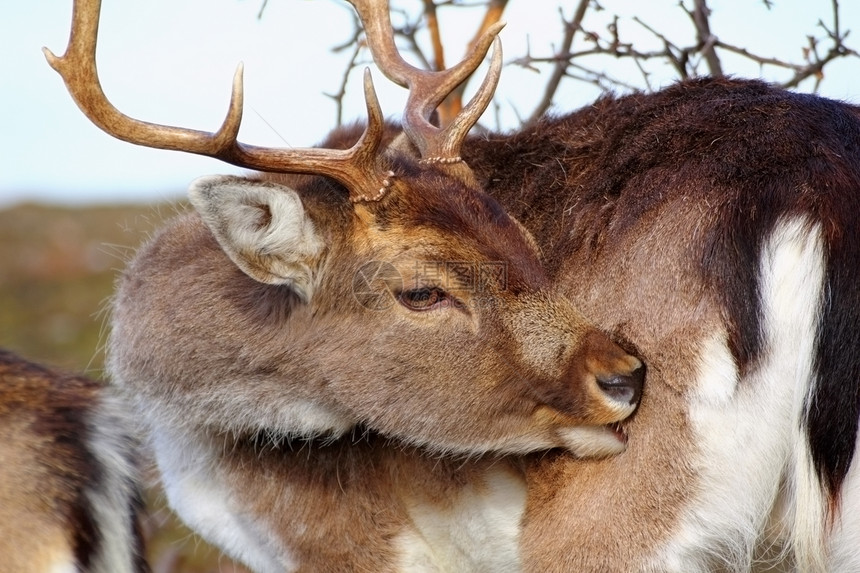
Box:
[44,0,393,203]
[346,0,504,162]
[43,0,243,155]
[433,36,502,163]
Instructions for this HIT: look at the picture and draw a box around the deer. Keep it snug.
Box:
[0,349,146,573]
[43,0,645,571]
[462,79,860,572]
[44,0,860,572]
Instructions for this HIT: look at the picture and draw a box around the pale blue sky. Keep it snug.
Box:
[2,0,858,206]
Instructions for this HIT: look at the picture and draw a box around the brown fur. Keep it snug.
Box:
[111,176,639,450]
[45,0,859,563]
[463,77,860,571]
[107,122,643,571]
[0,349,146,573]
[211,430,524,573]
[122,78,860,572]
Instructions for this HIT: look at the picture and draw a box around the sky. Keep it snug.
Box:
[2,0,858,207]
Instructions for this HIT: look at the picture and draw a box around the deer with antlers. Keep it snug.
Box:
[43,0,645,571]
[44,0,860,571]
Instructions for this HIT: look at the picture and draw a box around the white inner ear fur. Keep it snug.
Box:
[189,175,325,302]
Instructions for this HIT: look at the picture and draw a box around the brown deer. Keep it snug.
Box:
[45,1,860,572]
[44,0,644,571]
[205,85,860,572]
[0,349,146,573]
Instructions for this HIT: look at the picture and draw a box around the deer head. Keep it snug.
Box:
[45,0,644,458]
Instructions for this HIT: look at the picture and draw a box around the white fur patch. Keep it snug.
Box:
[198,391,356,440]
[603,396,638,421]
[49,556,77,573]
[557,425,627,458]
[85,391,142,573]
[653,217,826,572]
[152,426,297,573]
[689,333,739,406]
[397,465,525,572]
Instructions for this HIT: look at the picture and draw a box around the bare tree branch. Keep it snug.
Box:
[257,0,270,19]
[630,15,692,78]
[389,6,433,70]
[321,7,367,127]
[525,0,590,126]
[325,38,364,126]
[714,0,856,90]
[423,0,446,71]
[287,0,859,128]
[691,0,723,77]
[510,0,857,109]
[438,0,509,126]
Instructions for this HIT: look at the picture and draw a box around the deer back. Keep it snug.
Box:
[464,77,860,572]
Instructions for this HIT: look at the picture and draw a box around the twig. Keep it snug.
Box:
[691,0,723,76]
[525,0,590,125]
[423,0,446,71]
[439,0,509,126]
[318,0,859,127]
[325,39,364,127]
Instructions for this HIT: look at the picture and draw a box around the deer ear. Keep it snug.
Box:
[188,175,325,302]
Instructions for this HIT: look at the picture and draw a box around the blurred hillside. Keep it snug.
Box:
[0,201,250,572]
[0,202,175,374]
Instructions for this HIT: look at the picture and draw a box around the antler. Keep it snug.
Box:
[43,0,394,203]
[346,0,503,164]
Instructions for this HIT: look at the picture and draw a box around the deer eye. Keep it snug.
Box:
[398,287,448,312]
